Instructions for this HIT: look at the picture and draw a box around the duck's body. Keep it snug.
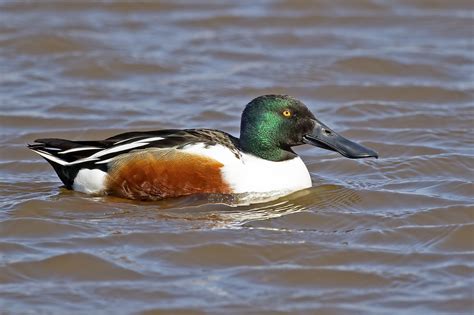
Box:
[29,95,377,201]
[30,129,311,200]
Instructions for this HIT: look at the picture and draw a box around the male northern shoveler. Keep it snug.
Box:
[28,95,378,201]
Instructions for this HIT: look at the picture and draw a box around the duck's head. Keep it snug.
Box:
[239,95,378,161]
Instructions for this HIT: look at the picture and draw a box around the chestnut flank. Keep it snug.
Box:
[106,149,231,200]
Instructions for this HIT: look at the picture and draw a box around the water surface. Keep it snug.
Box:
[0,1,473,314]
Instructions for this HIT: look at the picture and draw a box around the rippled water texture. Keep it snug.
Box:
[1,1,473,314]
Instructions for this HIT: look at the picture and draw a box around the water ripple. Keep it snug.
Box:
[0,0,472,314]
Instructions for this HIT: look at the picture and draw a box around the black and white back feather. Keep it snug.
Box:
[28,129,240,188]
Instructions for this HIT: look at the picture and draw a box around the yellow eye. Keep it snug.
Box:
[282,109,292,118]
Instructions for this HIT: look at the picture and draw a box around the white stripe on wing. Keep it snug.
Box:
[59,147,101,154]
[34,150,68,166]
[33,137,166,166]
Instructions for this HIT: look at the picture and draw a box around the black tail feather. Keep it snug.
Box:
[28,144,79,189]
[28,138,108,189]
[43,158,80,189]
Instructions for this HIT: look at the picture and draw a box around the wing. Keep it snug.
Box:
[28,129,239,188]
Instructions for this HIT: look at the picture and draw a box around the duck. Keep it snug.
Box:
[28,95,378,201]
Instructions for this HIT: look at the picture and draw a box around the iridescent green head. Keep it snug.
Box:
[239,95,378,161]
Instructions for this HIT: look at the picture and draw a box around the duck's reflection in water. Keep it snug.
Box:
[135,183,363,229]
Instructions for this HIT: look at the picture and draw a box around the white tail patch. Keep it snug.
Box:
[72,168,107,194]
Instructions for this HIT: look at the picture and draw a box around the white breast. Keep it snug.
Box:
[181,144,312,195]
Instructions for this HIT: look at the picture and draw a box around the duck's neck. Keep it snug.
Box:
[239,132,296,162]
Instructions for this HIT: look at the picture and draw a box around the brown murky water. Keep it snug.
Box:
[1,1,473,314]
